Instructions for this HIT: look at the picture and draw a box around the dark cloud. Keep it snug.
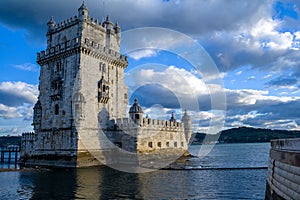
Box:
[130,84,180,108]
[266,75,298,88]
[129,83,213,111]
[1,0,299,75]
[258,99,300,119]
[0,1,270,43]
[0,0,83,43]
[0,82,37,107]
[0,91,33,107]
[225,92,300,129]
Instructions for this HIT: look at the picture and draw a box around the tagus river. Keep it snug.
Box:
[0,143,270,199]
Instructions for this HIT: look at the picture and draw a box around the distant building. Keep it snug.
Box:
[20,2,192,168]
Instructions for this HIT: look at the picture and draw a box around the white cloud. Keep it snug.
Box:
[12,62,38,72]
[0,104,21,119]
[246,76,256,81]
[0,81,38,106]
[126,65,211,98]
[263,74,272,79]
[241,17,296,51]
[0,127,21,136]
[295,31,300,40]
[128,49,158,60]
[226,89,268,106]
[0,81,37,123]
[236,71,242,75]
[0,103,33,120]
[227,111,268,122]
[264,120,299,131]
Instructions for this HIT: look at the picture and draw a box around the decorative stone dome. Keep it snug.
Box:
[129,99,143,113]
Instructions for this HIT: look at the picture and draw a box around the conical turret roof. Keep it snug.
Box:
[129,99,143,113]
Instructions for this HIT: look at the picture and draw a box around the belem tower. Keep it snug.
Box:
[20,2,192,168]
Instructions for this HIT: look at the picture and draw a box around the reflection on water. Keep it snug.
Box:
[0,143,270,199]
[19,169,77,199]
[75,166,141,199]
[1,166,266,199]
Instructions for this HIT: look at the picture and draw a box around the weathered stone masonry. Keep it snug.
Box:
[20,2,192,167]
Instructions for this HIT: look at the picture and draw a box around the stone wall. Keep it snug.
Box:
[265,138,300,199]
[108,117,189,153]
[20,130,112,167]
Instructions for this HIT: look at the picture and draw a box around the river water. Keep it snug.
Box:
[0,143,270,199]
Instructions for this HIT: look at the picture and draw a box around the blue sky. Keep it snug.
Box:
[0,0,300,135]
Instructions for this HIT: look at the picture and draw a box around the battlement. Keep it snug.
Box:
[48,15,120,36]
[22,132,35,140]
[40,2,125,65]
[110,117,183,131]
[47,16,80,33]
[37,36,128,64]
[80,37,128,63]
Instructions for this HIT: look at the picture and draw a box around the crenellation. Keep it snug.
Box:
[38,35,127,66]
[112,117,184,132]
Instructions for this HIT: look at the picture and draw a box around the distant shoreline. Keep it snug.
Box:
[192,127,300,144]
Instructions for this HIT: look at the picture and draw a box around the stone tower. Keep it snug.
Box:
[181,109,192,143]
[21,2,128,167]
[35,2,128,132]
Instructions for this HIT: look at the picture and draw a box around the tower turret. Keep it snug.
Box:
[47,16,56,31]
[114,21,121,46]
[169,112,176,123]
[114,21,121,33]
[78,1,88,20]
[32,100,42,132]
[103,15,114,30]
[129,99,143,125]
[181,109,192,143]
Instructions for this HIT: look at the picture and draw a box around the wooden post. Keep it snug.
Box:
[0,149,4,163]
[15,148,18,163]
[8,149,11,164]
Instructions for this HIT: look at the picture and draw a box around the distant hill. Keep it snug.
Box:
[0,136,21,147]
[192,127,300,144]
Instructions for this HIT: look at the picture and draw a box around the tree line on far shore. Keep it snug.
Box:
[192,127,300,144]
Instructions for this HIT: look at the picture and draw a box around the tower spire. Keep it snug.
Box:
[47,16,56,31]
[78,1,88,19]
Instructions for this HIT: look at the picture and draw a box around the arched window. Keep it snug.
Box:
[54,104,59,115]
